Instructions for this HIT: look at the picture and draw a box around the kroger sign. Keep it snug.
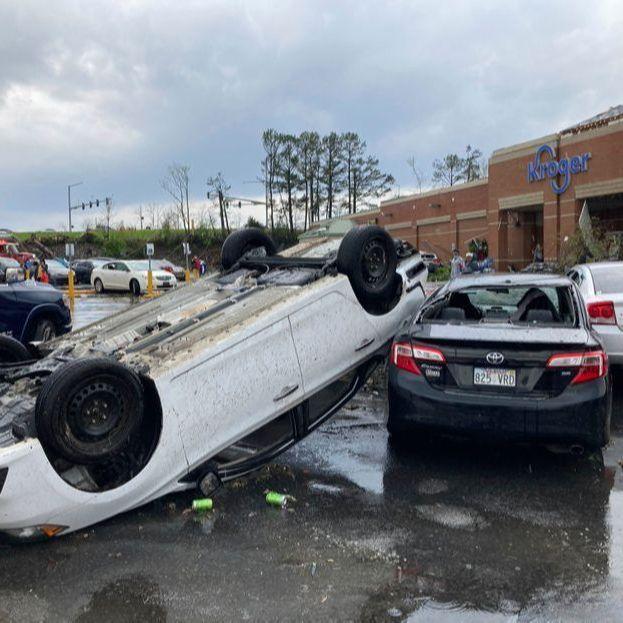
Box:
[527,144,591,194]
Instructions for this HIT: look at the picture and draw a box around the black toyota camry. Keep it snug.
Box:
[387,273,612,451]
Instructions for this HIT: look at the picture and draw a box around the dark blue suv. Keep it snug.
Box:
[0,281,72,343]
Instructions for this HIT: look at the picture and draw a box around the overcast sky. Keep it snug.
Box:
[1,0,622,231]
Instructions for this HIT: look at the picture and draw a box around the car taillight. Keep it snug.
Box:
[390,341,445,375]
[587,301,616,325]
[546,350,608,384]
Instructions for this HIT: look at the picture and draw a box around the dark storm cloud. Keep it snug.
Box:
[0,0,621,229]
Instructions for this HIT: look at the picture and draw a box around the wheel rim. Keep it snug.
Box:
[95,280,102,292]
[67,380,125,441]
[361,239,388,286]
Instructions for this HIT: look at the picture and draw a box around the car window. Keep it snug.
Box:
[421,285,577,326]
[589,266,623,295]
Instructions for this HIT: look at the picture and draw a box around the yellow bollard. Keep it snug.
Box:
[68,269,76,314]
[68,269,75,299]
[147,269,154,297]
[25,269,30,280]
[185,269,191,284]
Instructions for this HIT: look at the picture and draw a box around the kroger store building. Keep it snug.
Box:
[355,106,623,269]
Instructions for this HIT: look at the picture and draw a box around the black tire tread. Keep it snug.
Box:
[0,335,30,363]
[221,228,277,270]
[35,358,145,464]
[337,225,398,303]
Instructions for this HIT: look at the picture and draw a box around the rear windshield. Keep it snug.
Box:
[590,267,623,295]
[421,285,577,326]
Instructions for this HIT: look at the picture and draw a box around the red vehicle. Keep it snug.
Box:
[0,239,36,266]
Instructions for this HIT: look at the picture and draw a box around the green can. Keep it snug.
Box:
[265,491,294,508]
[192,498,213,512]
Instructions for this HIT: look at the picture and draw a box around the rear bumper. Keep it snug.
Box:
[593,325,623,364]
[388,367,611,447]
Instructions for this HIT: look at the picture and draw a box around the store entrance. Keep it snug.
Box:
[503,205,543,269]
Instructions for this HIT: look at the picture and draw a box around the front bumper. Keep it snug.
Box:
[388,367,611,447]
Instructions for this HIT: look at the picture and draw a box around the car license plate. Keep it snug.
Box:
[473,367,516,387]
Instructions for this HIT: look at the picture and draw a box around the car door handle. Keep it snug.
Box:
[273,384,299,402]
[355,337,375,352]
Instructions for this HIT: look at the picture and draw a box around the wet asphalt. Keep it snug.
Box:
[2,295,623,622]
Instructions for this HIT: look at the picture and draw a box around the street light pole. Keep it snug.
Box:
[67,182,83,232]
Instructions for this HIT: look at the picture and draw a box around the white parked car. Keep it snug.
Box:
[0,225,427,540]
[91,260,177,295]
[568,261,623,364]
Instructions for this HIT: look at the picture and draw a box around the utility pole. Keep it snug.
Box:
[67,182,83,232]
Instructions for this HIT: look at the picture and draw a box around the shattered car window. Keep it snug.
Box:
[422,285,577,325]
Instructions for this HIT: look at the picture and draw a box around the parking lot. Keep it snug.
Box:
[0,294,622,621]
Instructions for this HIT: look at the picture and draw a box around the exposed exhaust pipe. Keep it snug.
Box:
[569,444,585,456]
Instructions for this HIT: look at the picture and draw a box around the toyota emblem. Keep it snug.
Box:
[486,352,505,365]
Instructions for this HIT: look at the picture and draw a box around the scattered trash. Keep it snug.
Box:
[310,562,317,576]
[265,491,296,508]
[192,498,214,512]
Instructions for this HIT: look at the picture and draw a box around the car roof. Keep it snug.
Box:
[579,261,623,273]
[443,272,573,292]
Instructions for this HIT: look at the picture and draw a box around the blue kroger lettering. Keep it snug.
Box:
[527,144,591,194]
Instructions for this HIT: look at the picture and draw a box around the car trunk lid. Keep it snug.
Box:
[409,324,592,397]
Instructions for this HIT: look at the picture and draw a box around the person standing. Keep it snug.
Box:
[450,248,465,279]
[533,243,544,263]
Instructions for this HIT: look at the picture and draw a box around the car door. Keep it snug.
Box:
[115,262,131,290]
[0,286,20,337]
[288,286,381,399]
[164,316,305,468]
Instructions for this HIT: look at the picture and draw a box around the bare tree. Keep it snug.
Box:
[161,163,191,232]
[207,172,232,233]
[146,203,160,229]
[406,156,425,193]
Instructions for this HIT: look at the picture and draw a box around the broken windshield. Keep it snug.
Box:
[421,285,578,326]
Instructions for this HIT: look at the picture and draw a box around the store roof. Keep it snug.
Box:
[561,105,623,135]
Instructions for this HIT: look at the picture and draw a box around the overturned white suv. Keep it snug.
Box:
[0,224,426,540]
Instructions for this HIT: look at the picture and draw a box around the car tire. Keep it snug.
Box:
[337,226,398,304]
[32,318,57,342]
[130,279,141,296]
[35,358,145,464]
[0,335,30,363]
[94,278,105,294]
[221,228,277,270]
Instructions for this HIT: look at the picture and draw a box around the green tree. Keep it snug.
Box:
[432,154,464,187]
[321,132,345,219]
[352,156,395,212]
[462,145,483,182]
